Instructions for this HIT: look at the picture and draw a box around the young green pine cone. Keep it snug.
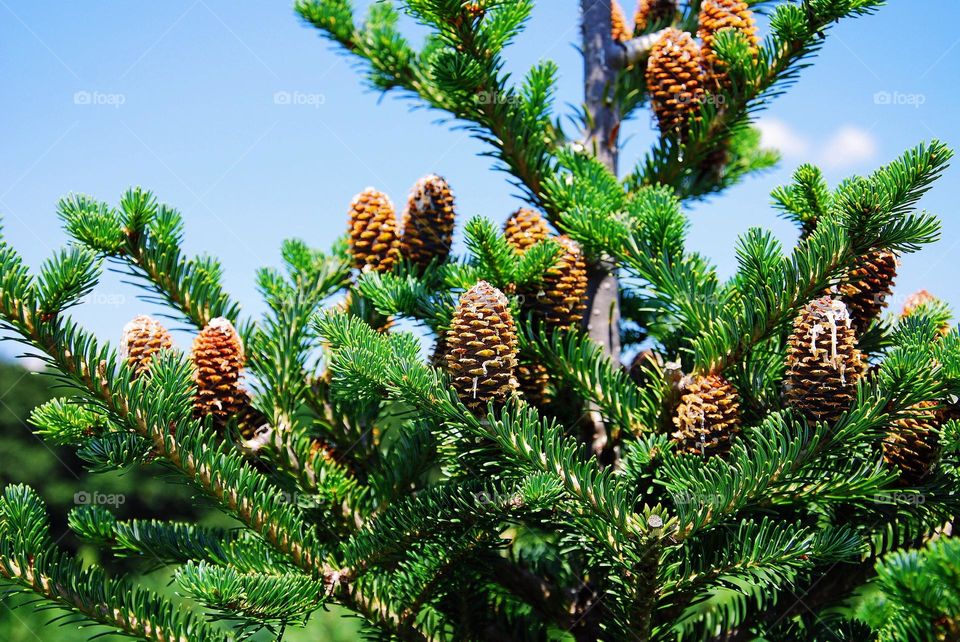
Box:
[191,317,247,426]
[634,0,676,34]
[672,374,741,456]
[444,281,519,414]
[531,236,588,329]
[785,297,864,424]
[611,0,631,42]
[883,401,940,485]
[698,0,759,85]
[120,315,173,378]
[399,174,456,270]
[504,208,550,254]
[646,29,705,138]
[347,188,399,272]
[839,250,898,331]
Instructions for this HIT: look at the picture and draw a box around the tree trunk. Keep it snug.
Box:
[580,0,622,461]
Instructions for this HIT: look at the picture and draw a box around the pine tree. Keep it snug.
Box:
[0,2,957,641]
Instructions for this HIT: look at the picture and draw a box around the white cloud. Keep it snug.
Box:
[819,126,879,169]
[755,118,810,157]
[755,119,879,170]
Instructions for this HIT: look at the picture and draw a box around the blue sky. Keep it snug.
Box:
[1,0,958,359]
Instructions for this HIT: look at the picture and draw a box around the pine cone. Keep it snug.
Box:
[698,0,759,85]
[634,0,676,34]
[672,374,741,456]
[504,208,550,254]
[628,349,662,387]
[646,29,705,138]
[120,315,173,378]
[517,359,551,407]
[399,174,456,270]
[839,250,898,331]
[902,289,938,317]
[883,401,940,485]
[785,297,864,424]
[191,317,247,426]
[529,236,588,330]
[611,0,631,42]
[444,281,519,414]
[347,188,399,272]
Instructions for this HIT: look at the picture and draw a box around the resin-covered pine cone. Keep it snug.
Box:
[698,0,759,84]
[191,317,247,426]
[399,174,456,270]
[347,188,399,272]
[504,208,550,254]
[634,0,676,34]
[646,28,705,138]
[529,236,588,330]
[883,401,940,485]
[785,297,864,424]
[444,281,519,414]
[120,314,173,378]
[672,374,742,456]
[839,250,898,331]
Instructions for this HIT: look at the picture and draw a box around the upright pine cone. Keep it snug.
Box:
[883,401,940,485]
[902,289,938,317]
[672,374,742,456]
[698,0,759,84]
[611,0,631,42]
[120,315,173,378]
[634,0,676,34]
[444,281,519,414]
[347,188,399,272]
[530,236,588,330]
[785,297,864,424]
[191,317,247,426]
[517,359,552,407]
[839,250,898,331]
[504,208,550,254]
[399,174,456,270]
[646,29,705,138]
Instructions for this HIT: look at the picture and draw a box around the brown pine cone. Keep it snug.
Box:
[399,174,456,270]
[839,250,898,331]
[646,28,705,138]
[504,208,550,254]
[517,359,552,407]
[611,0,631,42]
[883,401,940,485]
[628,349,662,387]
[120,315,173,378]
[634,0,676,34]
[672,374,742,456]
[444,281,519,414]
[347,188,399,272]
[191,317,247,427]
[784,297,864,424]
[698,0,759,86]
[529,236,588,330]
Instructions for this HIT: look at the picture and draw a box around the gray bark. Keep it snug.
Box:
[580,0,623,460]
